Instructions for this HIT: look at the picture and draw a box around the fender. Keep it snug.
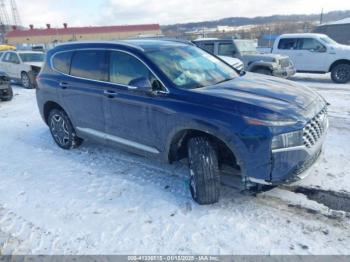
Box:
[247,61,275,72]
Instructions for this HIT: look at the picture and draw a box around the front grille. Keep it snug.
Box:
[303,108,328,148]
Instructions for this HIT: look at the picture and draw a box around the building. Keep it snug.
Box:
[5,23,162,45]
[314,18,350,45]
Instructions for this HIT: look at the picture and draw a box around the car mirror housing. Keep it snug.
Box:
[128,77,152,92]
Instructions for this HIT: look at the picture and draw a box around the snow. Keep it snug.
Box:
[0,74,350,255]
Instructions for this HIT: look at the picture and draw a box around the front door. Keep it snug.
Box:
[104,50,167,153]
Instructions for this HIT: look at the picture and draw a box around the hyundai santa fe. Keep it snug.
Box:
[36,40,328,205]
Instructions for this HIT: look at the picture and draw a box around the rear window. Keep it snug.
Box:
[70,50,107,81]
[278,38,298,50]
[52,51,73,74]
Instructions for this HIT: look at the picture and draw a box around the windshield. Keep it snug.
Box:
[146,45,238,89]
[234,40,257,53]
[19,53,45,62]
[320,36,339,45]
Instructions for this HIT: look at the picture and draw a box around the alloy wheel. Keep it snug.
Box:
[50,114,70,147]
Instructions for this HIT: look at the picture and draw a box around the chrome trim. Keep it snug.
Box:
[77,127,160,154]
[272,145,306,153]
[247,177,272,185]
[50,48,169,94]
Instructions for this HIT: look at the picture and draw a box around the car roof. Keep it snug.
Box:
[55,39,191,52]
[279,33,328,39]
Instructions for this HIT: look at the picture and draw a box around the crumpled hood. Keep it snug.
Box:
[193,73,326,121]
[23,62,43,68]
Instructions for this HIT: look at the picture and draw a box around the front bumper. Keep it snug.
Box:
[272,66,296,78]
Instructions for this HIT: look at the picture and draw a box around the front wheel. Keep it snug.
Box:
[331,64,350,84]
[21,72,33,89]
[48,109,83,150]
[187,137,220,205]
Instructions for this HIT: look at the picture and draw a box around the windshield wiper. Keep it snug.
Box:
[215,77,235,85]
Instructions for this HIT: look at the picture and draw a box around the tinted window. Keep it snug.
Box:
[298,38,325,51]
[70,50,107,81]
[53,51,73,74]
[278,38,298,50]
[218,43,235,56]
[19,53,45,62]
[109,51,151,86]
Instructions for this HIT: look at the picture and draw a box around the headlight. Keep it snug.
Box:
[271,130,303,150]
[244,116,298,126]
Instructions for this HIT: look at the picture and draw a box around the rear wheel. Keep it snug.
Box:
[331,64,350,84]
[21,72,33,89]
[48,109,83,150]
[187,137,220,205]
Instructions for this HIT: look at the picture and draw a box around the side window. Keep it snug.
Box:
[109,51,149,85]
[52,51,73,74]
[2,52,10,62]
[298,38,325,51]
[9,53,20,64]
[202,43,215,54]
[218,43,235,56]
[278,38,298,50]
[70,50,107,81]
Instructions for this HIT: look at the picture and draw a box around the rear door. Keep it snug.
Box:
[57,49,108,136]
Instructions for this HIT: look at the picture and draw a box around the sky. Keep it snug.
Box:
[13,0,350,27]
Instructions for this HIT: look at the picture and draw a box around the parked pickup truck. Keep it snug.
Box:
[193,38,296,78]
[273,33,350,83]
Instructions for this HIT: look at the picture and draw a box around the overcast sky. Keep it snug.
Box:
[14,0,350,27]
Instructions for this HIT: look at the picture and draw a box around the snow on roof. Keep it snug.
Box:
[322,17,350,26]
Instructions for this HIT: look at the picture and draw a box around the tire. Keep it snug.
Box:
[187,137,220,205]
[252,68,272,76]
[1,86,13,101]
[48,109,83,150]
[331,64,350,84]
[21,72,33,89]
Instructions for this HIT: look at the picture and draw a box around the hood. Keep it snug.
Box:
[192,73,326,121]
[332,44,350,56]
[23,62,43,68]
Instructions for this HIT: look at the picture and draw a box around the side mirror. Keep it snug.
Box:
[128,77,152,93]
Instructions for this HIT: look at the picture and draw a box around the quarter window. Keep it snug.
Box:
[70,50,107,81]
[218,43,236,56]
[52,51,73,74]
[278,38,298,50]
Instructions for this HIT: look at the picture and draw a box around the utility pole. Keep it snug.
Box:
[320,8,324,25]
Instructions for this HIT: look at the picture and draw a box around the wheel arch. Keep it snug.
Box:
[167,128,243,171]
[329,59,350,72]
[43,101,65,125]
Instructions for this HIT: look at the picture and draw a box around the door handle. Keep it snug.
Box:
[104,90,118,98]
[59,82,70,89]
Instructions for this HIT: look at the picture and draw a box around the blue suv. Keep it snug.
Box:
[36,40,328,205]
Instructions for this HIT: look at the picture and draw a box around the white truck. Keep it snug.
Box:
[272,33,350,83]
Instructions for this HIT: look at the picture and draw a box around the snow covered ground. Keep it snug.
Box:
[0,73,350,255]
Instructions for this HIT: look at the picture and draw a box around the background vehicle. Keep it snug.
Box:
[37,40,327,205]
[0,71,13,101]
[193,38,296,78]
[0,50,44,88]
[273,33,350,83]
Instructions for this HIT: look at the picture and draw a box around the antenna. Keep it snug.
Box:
[10,0,21,26]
